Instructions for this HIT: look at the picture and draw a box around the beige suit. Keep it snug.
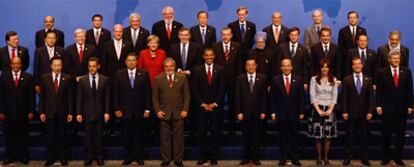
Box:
[152,72,190,161]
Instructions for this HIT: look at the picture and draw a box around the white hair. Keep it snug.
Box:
[73,28,86,37]
[129,13,141,20]
[162,6,174,14]
[113,24,123,30]
[312,9,323,16]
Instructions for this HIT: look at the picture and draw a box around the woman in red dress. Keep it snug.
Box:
[138,35,166,85]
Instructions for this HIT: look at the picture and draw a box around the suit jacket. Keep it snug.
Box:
[33,45,65,85]
[212,41,243,81]
[304,25,330,53]
[151,20,183,52]
[152,73,190,120]
[227,20,256,49]
[310,42,342,79]
[270,74,305,122]
[341,74,374,120]
[276,43,310,83]
[262,24,289,51]
[76,74,110,121]
[169,42,203,73]
[191,64,225,107]
[86,28,112,58]
[337,25,367,56]
[235,73,267,120]
[248,48,276,82]
[35,29,65,48]
[122,26,150,54]
[377,44,409,69]
[376,67,413,115]
[102,40,131,81]
[0,71,34,123]
[65,43,95,79]
[39,73,73,119]
[190,25,217,48]
[0,45,30,72]
[113,68,152,120]
[345,48,377,79]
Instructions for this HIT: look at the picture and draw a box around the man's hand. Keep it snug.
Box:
[373,85,377,91]
[207,103,217,111]
[67,114,73,123]
[35,86,41,94]
[181,70,191,75]
[304,84,309,92]
[237,113,244,121]
[299,114,305,120]
[143,111,150,118]
[115,111,123,118]
[366,113,373,121]
[408,108,413,114]
[28,113,34,121]
[376,107,383,116]
[157,111,165,119]
[0,114,5,121]
[201,103,210,112]
[271,114,276,121]
[104,113,110,122]
[342,113,349,121]
[76,115,83,123]
[76,76,82,82]
[260,113,266,120]
[180,111,188,119]
[40,114,46,123]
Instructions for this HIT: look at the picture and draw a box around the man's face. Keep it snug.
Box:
[178,30,191,43]
[74,33,86,45]
[50,59,62,74]
[10,57,22,72]
[45,33,57,47]
[255,38,266,49]
[289,30,299,43]
[44,16,54,30]
[357,36,368,49]
[389,34,400,48]
[320,30,331,44]
[92,17,102,28]
[388,54,401,67]
[312,11,323,24]
[125,56,137,69]
[221,29,232,43]
[237,9,248,22]
[348,13,359,26]
[272,13,282,26]
[245,59,257,74]
[163,10,174,22]
[203,50,215,65]
[130,16,141,29]
[198,13,208,27]
[352,59,363,73]
[113,26,123,40]
[163,61,176,74]
[7,35,19,48]
[280,59,293,75]
[88,61,100,75]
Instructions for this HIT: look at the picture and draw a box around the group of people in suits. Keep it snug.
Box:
[0,5,412,167]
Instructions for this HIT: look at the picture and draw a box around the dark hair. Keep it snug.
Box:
[348,11,359,19]
[320,27,331,35]
[178,27,190,33]
[357,34,368,41]
[50,56,63,65]
[126,52,138,58]
[288,27,300,35]
[203,48,214,55]
[5,31,17,42]
[88,57,100,65]
[351,56,362,64]
[44,30,57,39]
[92,14,103,21]
[315,58,335,85]
[197,10,208,18]
[245,56,257,64]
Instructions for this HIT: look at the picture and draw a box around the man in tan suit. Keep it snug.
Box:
[152,57,190,167]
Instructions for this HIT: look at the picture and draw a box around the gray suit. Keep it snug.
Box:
[303,24,330,54]
[152,72,190,161]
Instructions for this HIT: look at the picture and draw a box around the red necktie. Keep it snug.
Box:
[79,46,84,63]
[168,74,173,88]
[54,75,59,93]
[11,48,16,60]
[285,76,290,95]
[207,66,212,85]
[393,69,399,88]
[14,73,19,87]
[224,45,230,63]
[166,24,171,40]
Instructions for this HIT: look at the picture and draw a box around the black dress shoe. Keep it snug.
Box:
[252,160,261,166]
[197,159,207,165]
[239,160,249,165]
[210,160,218,165]
[316,160,322,165]
[394,160,406,166]
[291,160,301,166]
[97,159,104,166]
[361,160,371,166]
[137,160,144,165]
[343,160,351,166]
[3,158,14,165]
[174,161,184,167]
[381,159,390,165]
[61,160,68,166]
[44,160,55,166]
[324,160,330,166]
[278,160,286,166]
[161,161,170,166]
[122,159,133,165]
[20,157,29,164]
[84,159,93,166]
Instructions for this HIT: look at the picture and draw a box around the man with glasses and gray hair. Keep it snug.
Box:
[151,6,183,53]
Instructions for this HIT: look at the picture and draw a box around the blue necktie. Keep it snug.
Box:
[130,72,135,88]
[201,28,206,44]
[356,74,362,94]
[181,43,187,69]
[241,24,246,42]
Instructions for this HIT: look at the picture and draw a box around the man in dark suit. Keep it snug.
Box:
[270,58,305,166]
[0,31,30,72]
[113,53,152,166]
[65,28,96,82]
[262,12,289,51]
[191,48,225,165]
[190,11,217,49]
[212,27,243,133]
[311,27,342,80]
[39,57,73,166]
[151,6,183,53]
[342,57,374,166]
[276,27,309,90]
[102,24,131,82]
[345,35,377,80]
[376,50,413,166]
[35,16,65,48]
[236,57,267,166]
[0,57,34,165]
[34,30,65,93]
[377,30,409,70]
[76,57,110,166]
[86,14,112,59]
[122,13,150,54]
[304,9,330,54]
[227,6,256,50]
[152,58,190,167]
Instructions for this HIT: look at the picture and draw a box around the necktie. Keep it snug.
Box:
[48,47,54,58]
[181,43,187,69]
[130,72,135,88]
[54,74,59,93]
[225,45,230,63]
[95,30,100,45]
[361,50,366,65]
[393,69,399,88]
[116,41,121,59]
[166,24,171,40]
[352,27,356,43]
[168,74,173,88]
[92,75,97,95]
[290,45,296,57]
[11,48,16,60]
[285,76,290,95]
[356,74,362,94]
[249,75,254,93]
[240,24,246,42]
[324,45,329,57]
[14,73,19,87]
[132,28,138,47]
[79,46,84,63]
[207,66,212,85]
[317,26,321,38]
[201,28,206,44]
[274,27,280,44]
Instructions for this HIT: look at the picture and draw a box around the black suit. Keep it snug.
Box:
[377,44,409,70]
[123,26,150,54]
[0,45,30,72]
[35,29,65,48]
[86,28,112,59]
[65,43,95,79]
[262,25,289,51]
[190,25,217,49]
[191,64,225,160]
[337,25,367,75]
[227,20,256,50]
[151,20,183,53]
[0,71,34,160]
[102,40,131,81]
[248,48,276,83]
[341,74,374,161]
[345,48,377,79]
[310,42,342,79]
[235,73,267,161]
[376,67,413,161]
[276,43,310,83]
[76,74,110,160]
[33,46,65,85]
[169,42,203,73]
[270,74,305,161]
[39,73,73,161]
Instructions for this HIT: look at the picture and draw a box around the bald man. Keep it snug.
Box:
[123,13,150,53]
[303,9,330,54]
[35,16,65,48]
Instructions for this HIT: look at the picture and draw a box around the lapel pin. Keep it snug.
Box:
[85,47,88,51]
[256,78,259,81]
[208,30,210,32]
[62,77,65,81]
[138,72,141,76]
[101,32,104,35]
[173,25,176,28]
[247,27,251,30]
[20,78,24,81]
[19,50,22,54]
[292,79,295,82]
[123,44,126,47]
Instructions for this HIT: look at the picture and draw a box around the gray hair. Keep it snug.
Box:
[388,50,401,59]
[73,28,86,37]
[162,57,176,67]
[312,9,323,16]
[389,30,401,39]
[162,6,174,14]
[129,13,141,20]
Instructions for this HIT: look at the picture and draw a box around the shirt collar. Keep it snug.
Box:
[388,42,401,50]
[89,73,99,79]
[53,72,61,78]
[12,70,21,76]
[128,68,137,74]
[349,25,357,30]
[239,21,246,25]
[205,63,213,68]
[94,27,101,32]
[76,43,85,49]
[223,41,231,48]
[283,73,292,79]
[272,24,281,30]
[289,41,297,47]
[45,28,55,32]
[390,66,400,73]
[353,72,363,78]
[247,72,256,79]
[358,47,366,53]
